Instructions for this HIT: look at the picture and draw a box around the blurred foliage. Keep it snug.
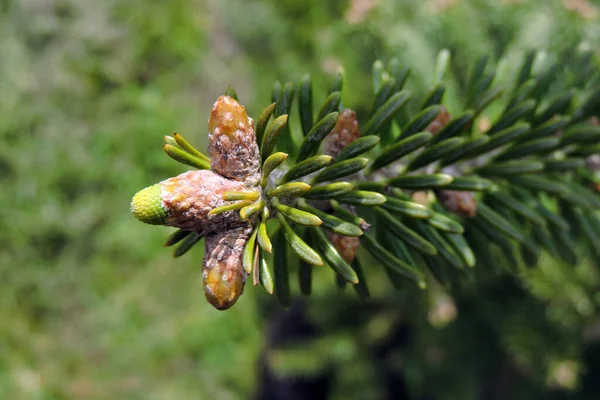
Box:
[2,0,600,399]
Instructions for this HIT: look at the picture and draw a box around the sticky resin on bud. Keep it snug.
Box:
[324,109,361,157]
[208,95,261,183]
[203,226,253,310]
[131,170,252,232]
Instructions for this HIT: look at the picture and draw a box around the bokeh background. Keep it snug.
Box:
[2,0,600,398]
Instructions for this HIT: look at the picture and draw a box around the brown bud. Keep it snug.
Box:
[160,169,250,232]
[327,231,360,264]
[324,109,361,157]
[439,190,477,218]
[326,202,361,264]
[426,106,451,135]
[208,95,260,183]
[203,226,252,310]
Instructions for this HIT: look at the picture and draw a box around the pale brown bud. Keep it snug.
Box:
[426,106,451,135]
[159,169,250,232]
[208,95,260,184]
[439,190,477,218]
[412,191,431,205]
[203,226,253,310]
[477,115,491,133]
[324,109,361,157]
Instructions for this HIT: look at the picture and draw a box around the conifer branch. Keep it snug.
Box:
[130,48,600,311]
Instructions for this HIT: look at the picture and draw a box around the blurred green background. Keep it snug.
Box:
[2,0,600,398]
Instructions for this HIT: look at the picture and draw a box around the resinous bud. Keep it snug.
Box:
[131,170,251,232]
[203,226,252,310]
[208,95,260,183]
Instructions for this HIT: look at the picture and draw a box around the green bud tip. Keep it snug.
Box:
[130,184,167,225]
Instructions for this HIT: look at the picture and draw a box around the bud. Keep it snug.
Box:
[327,231,360,264]
[425,106,451,135]
[439,190,477,218]
[203,226,253,310]
[324,109,361,157]
[131,170,250,232]
[208,95,260,183]
[326,203,361,264]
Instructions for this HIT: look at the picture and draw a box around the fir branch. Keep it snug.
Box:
[130,48,600,311]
